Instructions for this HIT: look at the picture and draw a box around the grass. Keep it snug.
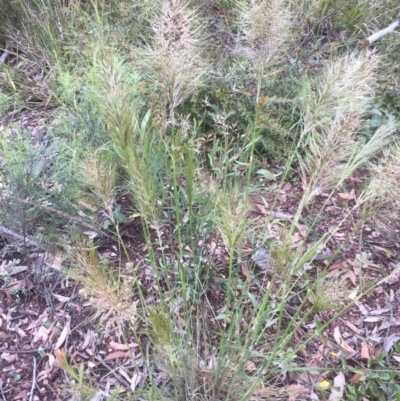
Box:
[1,0,400,400]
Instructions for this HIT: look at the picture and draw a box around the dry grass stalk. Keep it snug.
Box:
[143,0,207,125]
[360,144,400,235]
[237,0,293,101]
[298,52,398,199]
[81,152,116,220]
[68,245,137,333]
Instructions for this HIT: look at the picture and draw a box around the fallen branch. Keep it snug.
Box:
[366,21,399,44]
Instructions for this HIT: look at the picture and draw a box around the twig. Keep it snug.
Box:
[29,357,37,401]
[94,355,131,389]
[0,348,45,354]
[366,21,399,44]
[0,378,6,401]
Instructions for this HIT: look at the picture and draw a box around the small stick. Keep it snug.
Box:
[366,21,399,44]
[29,357,37,401]
[0,378,7,401]
[0,348,43,354]
[94,356,131,389]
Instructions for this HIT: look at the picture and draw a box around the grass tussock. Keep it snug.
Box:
[68,245,138,334]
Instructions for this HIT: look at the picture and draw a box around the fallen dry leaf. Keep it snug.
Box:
[33,325,51,344]
[54,348,67,370]
[350,371,366,384]
[361,343,370,359]
[286,384,310,401]
[384,334,400,352]
[296,223,308,237]
[333,327,355,353]
[109,340,138,351]
[13,390,28,400]
[46,252,63,271]
[343,270,357,286]
[54,316,70,351]
[52,294,70,303]
[256,203,268,215]
[130,373,142,391]
[338,189,355,200]
[241,262,251,280]
[80,330,96,351]
[104,351,129,361]
[328,372,345,401]
[344,321,361,335]
[26,311,49,330]
[1,352,18,363]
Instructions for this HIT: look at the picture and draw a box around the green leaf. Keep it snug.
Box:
[256,169,275,180]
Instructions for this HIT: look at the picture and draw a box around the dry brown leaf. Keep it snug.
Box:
[53,294,70,303]
[110,340,137,351]
[209,241,217,254]
[361,343,370,359]
[80,330,96,351]
[241,262,251,280]
[344,321,361,335]
[333,327,355,353]
[350,372,366,385]
[54,348,67,369]
[344,270,357,286]
[104,351,129,361]
[33,326,51,344]
[256,203,268,215]
[13,390,28,400]
[130,373,142,391]
[47,252,63,271]
[328,372,345,400]
[292,232,302,243]
[355,301,369,316]
[26,311,49,330]
[1,352,18,363]
[296,224,308,237]
[286,384,310,401]
[338,189,355,200]
[329,259,348,270]
[54,316,70,351]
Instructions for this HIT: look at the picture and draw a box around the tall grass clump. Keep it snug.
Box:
[88,55,165,227]
[137,0,209,127]
[298,51,398,202]
[236,0,294,103]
